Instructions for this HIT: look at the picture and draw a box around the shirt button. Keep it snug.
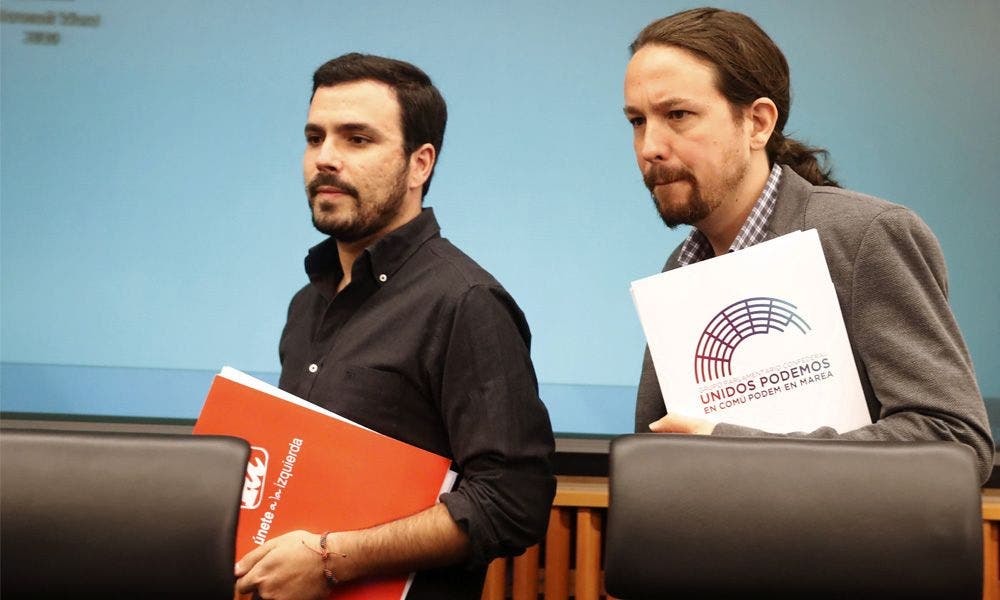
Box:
[378,274,388,283]
[308,363,318,373]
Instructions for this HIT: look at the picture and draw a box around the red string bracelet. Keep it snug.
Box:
[302,532,347,588]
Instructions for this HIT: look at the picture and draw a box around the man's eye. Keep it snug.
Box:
[305,135,322,145]
[348,136,371,145]
[628,116,645,128]
[666,110,690,120]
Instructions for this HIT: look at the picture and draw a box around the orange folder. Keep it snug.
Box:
[193,367,455,600]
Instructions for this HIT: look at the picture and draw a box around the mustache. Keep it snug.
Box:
[307,173,359,199]
[643,165,694,191]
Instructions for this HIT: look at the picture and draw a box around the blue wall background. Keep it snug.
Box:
[2,0,998,434]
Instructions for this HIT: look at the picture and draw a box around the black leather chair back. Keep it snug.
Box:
[1,428,249,599]
[605,434,983,599]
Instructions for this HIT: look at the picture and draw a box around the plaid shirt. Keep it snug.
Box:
[676,163,783,266]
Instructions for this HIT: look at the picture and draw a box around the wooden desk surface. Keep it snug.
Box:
[553,476,609,508]
[983,488,1000,520]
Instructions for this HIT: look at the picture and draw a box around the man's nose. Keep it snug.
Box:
[314,140,343,171]
[639,122,673,163]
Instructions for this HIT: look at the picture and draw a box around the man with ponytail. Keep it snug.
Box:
[626,7,993,482]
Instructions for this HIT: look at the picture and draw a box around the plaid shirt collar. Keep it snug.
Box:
[676,163,783,267]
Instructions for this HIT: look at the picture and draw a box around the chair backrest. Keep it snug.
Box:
[604,434,983,600]
[1,428,250,599]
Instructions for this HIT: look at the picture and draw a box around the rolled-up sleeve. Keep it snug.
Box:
[436,284,556,566]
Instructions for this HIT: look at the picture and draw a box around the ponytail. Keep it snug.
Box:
[768,132,839,187]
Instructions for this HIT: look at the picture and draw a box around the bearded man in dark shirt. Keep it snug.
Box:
[234,53,556,600]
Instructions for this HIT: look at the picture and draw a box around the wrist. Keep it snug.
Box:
[320,531,340,588]
[324,531,357,584]
[302,531,349,588]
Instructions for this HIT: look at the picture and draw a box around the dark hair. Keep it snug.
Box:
[312,53,448,197]
[631,7,838,187]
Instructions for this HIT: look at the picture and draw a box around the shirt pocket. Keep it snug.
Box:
[315,364,450,457]
[316,364,412,434]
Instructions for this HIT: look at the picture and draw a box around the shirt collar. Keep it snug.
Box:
[676,162,783,267]
[304,207,442,287]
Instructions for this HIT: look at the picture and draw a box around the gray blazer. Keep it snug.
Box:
[635,165,994,482]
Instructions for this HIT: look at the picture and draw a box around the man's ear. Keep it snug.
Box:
[748,97,778,151]
[408,143,436,191]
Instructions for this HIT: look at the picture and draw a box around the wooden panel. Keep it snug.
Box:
[985,521,999,600]
[575,507,602,600]
[481,556,506,600]
[512,544,540,599]
[544,506,571,600]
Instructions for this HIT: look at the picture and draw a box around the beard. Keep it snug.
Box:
[643,158,748,229]
[643,164,713,229]
[306,164,408,243]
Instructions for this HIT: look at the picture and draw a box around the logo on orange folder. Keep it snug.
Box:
[242,446,269,510]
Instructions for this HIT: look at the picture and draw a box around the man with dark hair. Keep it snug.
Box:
[234,53,555,599]
[626,8,993,481]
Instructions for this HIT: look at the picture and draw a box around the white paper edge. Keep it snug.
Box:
[218,365,378,433]
[401,573,416,599]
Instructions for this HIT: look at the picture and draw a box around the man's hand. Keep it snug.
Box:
[648,413,716,435]
[232,504,469,599]
[234,530,330,600]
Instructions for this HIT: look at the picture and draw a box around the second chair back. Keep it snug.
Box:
[604,434,983,599]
